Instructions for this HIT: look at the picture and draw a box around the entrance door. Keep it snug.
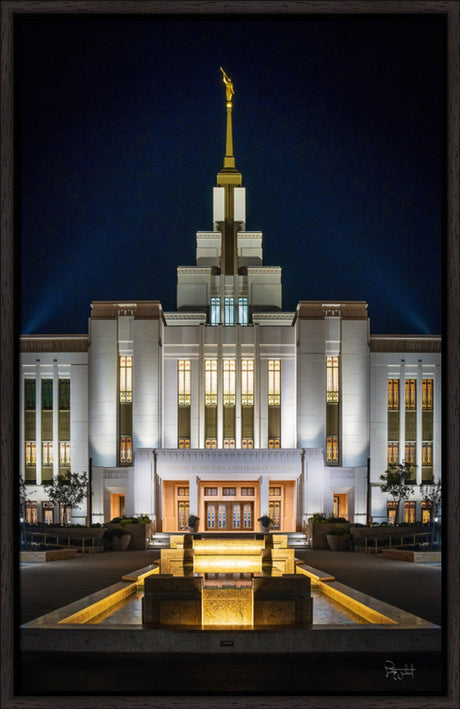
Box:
[205,501,254,531]
[333,493,348,520]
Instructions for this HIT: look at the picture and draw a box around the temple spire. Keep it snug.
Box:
[217,68,241,185]
[220,67,235,168]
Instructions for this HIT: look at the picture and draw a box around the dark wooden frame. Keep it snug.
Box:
[1,2,459,708]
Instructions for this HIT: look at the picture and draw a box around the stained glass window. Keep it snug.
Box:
[210,297,220,326]
[241,360,254,406]
[24,380,36,410]
[387,442,399,465]
[326,357,339,402]
[59,379,70,410]
[42,441,53,466]
[224,297,234,326]
[388,379,399,410]
[422,380,433,410]
[223,360,236,405]
[41,379,53,410]
[238,297,248,326]
[120,436,132,464]
[205,360,218,406]
[326,436,339,463]
[59,441,71,466]
[178,360,191,406]
[120,357,132,403]
[25,441,36,466]
[268,360,280,406]
[405,380,416,410]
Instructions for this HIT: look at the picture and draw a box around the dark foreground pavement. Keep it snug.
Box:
[18,548,444,695]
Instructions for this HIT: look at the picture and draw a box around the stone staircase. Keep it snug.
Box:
[149,531,310,550]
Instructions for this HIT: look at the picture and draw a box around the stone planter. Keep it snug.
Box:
[111,534,132,551]
[106,522,153,550]
[326,534,350,551]
[307,522,351,550]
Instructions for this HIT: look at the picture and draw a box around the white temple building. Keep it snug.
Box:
[19,73,441,532]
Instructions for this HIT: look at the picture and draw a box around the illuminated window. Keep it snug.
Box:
[210,297,221,326]
[120,356,132,403]
[43,502,54,525]
[41,379,53,410]
[25,502,38,525]
[224,297,234,326]
[422,442,433,466]
[405,379,416,410]
[387,442,399,465]
[223,360,236,406]
[388,379,399,410]
[223,487,236,496]
[232,504,241,528]
[326,436,339,464]
[326,357,339,402]
[207,504,216,529]
[223,439,235,448]
[25,441,36,466]
[59,441,71,466]
[205,439,217,449]
[120,435,132,464]
[178,501,189,530]
[238,297,248,325]
[218,504,226,528]
[404,501,416,524]
[243,504,252,529]
[177,487,189,496]
[205,360,218,406]
[422,379,433,410]
[421,502,432,524]
[59,379,70,410]
[60,503,71,526]
[204,487,218,496]
[241,487,254,496]
[24,380,36,410]
[178,438,190,449]
[405,441,416,465]
[269,487,281,496]
[268,438,280,449]
[241,360,254,406]
[268,360,280,406]
[42,441,53,466]
[387,501,398,525]
[269,501,281,530]
[178,360,191,406]
[241,439,254,449]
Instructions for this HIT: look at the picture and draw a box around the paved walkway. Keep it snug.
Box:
[20,547,442,625]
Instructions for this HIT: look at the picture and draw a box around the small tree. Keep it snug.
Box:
[420,478,442,547]
[43,471,89,525]
[379,461,416,524]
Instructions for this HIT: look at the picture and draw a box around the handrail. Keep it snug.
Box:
[24,531,100,553]
[363,530,439,554]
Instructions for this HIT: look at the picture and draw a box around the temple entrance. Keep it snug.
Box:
[205,501,254,530]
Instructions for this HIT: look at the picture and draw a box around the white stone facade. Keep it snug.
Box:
[19,130,441,531]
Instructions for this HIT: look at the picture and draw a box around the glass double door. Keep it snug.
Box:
[205,501,254,531]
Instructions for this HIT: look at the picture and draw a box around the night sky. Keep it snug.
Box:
[18,14,444,336]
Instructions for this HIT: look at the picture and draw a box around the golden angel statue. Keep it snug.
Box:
[220,67,234,102]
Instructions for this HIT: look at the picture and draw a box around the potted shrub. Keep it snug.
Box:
[326,524,351,551]
[187,514,200,533]
[104,526,132,551]
[258,514,273,533]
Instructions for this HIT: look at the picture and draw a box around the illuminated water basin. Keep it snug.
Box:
[87,584,369,626]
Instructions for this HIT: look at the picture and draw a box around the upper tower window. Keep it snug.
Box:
[224,297,234,326]
[238,297,248,326]
[210,297,221,326]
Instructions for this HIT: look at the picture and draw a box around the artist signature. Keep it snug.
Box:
[384,660,416,680]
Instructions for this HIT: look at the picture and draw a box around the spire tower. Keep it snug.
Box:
[217,69,242,275]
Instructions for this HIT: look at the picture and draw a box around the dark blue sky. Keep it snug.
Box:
[18,14,444,335]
